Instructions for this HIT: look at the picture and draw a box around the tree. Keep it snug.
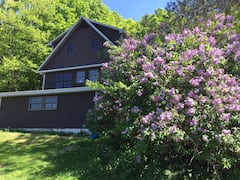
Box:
[166,0,240,30]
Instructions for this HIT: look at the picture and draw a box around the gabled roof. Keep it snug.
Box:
[38,17,124,72]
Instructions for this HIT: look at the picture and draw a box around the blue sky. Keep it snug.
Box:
[102,0,170,20]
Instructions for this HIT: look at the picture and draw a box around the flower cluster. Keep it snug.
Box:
[87,14,240,173]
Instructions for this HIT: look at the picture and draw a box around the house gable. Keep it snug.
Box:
[38,17,124,72]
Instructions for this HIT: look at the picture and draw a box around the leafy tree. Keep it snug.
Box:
[166,0,240,30]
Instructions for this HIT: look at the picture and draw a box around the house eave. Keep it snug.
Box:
[0,87,96,98]
[37,63,102,74]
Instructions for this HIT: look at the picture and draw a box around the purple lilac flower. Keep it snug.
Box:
[213,98,222,106]
[158,111,172,121]
[131,106,140,113]
[189,119,199,126]
[176,103,184,110]
[123,38,138,51]
[142,112,154,124]
[208,36,217,47]
[144,72,154,79]
[186,108,196,116]
[222,113,231,121]
[186,65,195,72]
[222,129,231,135]
[154,56,165,66]
[151,123,158,131]
[169,125,177,134]
[142,62,155,71]
[185,97,195,107]
[144,33,156,43]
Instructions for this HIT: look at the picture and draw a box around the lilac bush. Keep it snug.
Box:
[87,14,240,178]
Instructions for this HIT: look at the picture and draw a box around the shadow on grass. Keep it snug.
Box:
[0,131,105,179]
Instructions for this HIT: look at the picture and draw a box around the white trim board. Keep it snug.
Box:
[14,128,91,135]
[0,87,96,98]
[38,63,102,74]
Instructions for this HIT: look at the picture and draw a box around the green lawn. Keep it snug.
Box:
[0,130,102,180]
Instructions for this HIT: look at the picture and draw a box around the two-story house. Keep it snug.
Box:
[0,17,124,133]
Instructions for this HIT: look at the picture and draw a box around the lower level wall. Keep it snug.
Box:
[0,92,95,128]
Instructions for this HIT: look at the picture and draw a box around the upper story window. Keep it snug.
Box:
[91,38,99,53]
[29,96,58,111]
[89,69,99,82]
[66,42,74,56]
[55,72,72,88]
[76,71,86,84]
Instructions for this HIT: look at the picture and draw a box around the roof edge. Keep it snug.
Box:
[0,87,96,98]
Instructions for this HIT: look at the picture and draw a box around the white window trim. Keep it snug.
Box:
[28,96,58,111]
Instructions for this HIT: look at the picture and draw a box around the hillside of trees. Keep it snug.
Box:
[0,0,239,92]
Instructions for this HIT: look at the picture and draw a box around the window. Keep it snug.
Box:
[29,96,58,111]
[66,42,74,56]
[91,38,99,53]
[55,73,72,88]
[43,96,58,110]
[89,69,99,82]
[29,97,43,110]
[76,71,86,83]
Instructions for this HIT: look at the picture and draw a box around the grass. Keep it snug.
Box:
[0,130,103,180]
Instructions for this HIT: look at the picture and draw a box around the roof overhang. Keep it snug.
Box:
[0,87,96,98]
[37,63,102,74]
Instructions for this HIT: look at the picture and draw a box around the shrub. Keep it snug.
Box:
[87,14,240,179]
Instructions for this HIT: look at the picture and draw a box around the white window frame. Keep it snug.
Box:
[28,96,58,111]
[76,71,86,83]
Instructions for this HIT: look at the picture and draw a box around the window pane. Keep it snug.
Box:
[91,38,99,53]
[67,43,74,56]
[29,97,42,110]
[43,96,58,110]
[89,69,99,82]
[76,71,86,83]
[30,97,42,103]
[30,103,42,110]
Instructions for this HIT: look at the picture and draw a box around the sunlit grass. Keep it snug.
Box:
[0,130,102,179]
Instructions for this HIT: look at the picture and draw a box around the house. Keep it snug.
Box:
[0,17,124,133]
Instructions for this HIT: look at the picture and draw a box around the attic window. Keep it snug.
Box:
[91,38,99,53]
[66,42,74,56]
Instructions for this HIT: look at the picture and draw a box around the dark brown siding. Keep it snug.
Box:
[44,68,99,89]
[42,25,109,70]
[0,92,95,128]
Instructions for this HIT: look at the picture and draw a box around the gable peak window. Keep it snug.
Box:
[91,38,99,53]
[66,42,74,56]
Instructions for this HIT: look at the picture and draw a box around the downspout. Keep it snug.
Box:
[42,73,46,90]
